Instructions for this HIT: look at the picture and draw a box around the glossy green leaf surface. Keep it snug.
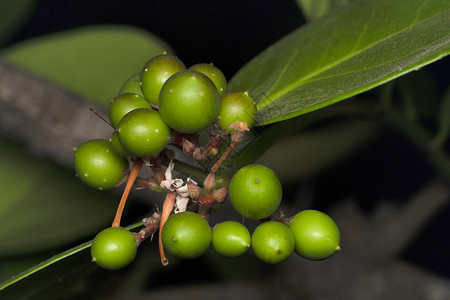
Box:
[2,25,171,107]
[0,138,117,255]
[228,0,450,126]
[296,0,353,20]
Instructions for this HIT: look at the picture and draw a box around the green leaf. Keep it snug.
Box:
[0,222,143,297]
[0,0,38,46]
[432,86,450,148]
[0,138,117,255]
[397,69,440,121]
[228,0,450,126]
[297,0,353,21]
[2,25,172,107]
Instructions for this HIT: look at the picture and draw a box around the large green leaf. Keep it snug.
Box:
[0,138,117,255]
[228,0,450,126]
[2,25,171,107]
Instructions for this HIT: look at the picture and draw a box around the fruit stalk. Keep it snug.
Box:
[112,158,143,227]
[158,191,177,266]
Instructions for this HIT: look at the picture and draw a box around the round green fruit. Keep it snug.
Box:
[212,221,251,257]
[159,70,220,133]
[188,63,227,95]
[289,210,340,260]
[109,131,131,158]
[217,91,256,131]
[108,93,151,128]
[140,54,186,105]
[73,139,128,190]
[117,108,171,157]
[251,221,295,264]
[161,211,212,259]
[229,164,282,220]
[119,73,145,97]
[91,227,137,270]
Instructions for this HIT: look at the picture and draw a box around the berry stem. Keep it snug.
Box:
[89,106,114,129]
[159,191,177,266]
[112,158,144,228]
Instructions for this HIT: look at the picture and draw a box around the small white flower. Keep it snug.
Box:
[160,161,199,213]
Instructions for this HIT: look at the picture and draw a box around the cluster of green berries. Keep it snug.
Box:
[90,164,340,269]
[72,53,340,270]
[73,53,257,190]
[162,164,340,264]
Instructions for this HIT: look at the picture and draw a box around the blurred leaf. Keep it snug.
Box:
[228,0,450,126]
[2,25,172,107]
[256,120,380,184]
[397,70,440,121]
[432,86,450,148]
[0,0,38,46]
[0,138,118,255]
[296,0,353,21]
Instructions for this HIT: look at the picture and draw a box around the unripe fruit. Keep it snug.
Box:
[140,54,186,105]
[108,93,151,128]
[91,227,137,270]
[159,70,220,133]
[117,108,170,157]
[188,63,227,95]
[217,91,256,131]
[73,139,128,190]
[212,221,251,257]
[119,73,145,97]
[229,164,282,220]
[251,221,294,264]
[289,210,340,260]
[108,131,131,158]
[161,211,211,259]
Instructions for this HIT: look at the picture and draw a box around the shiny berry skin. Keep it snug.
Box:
[159,70,220,133]
[212,221,251,257]
[73,139,128,190]
[217,91,256,131]
[229,164,282,220]
[108,93,151,128]
[117,108,171,157]
[289,210,340,260]
[251,221,294,264]
[140,54,186,105]
[108,131,131,158]
[188,63,227,95]
[161,211,212,259]
[119,73,145,98]
[91,227,137,270]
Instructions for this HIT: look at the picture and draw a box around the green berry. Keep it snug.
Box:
[108,93,151,128]
[212,221,251,257]
[119,73,145,97]
[188,63,227,95]
[251,221,295,264]
[161,211,212,259]
[91,227,137,270]
[117,108,171,157]
[289,210,340,260]
[73,139,128,190]
[108,131,131,158]
[217,91,256,131]
[140,54,186,105]
[229,164,282,220]
[159,70,220,133]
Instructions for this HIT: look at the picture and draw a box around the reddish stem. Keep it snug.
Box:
[112,158,144,228]
[159,191,177,266]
